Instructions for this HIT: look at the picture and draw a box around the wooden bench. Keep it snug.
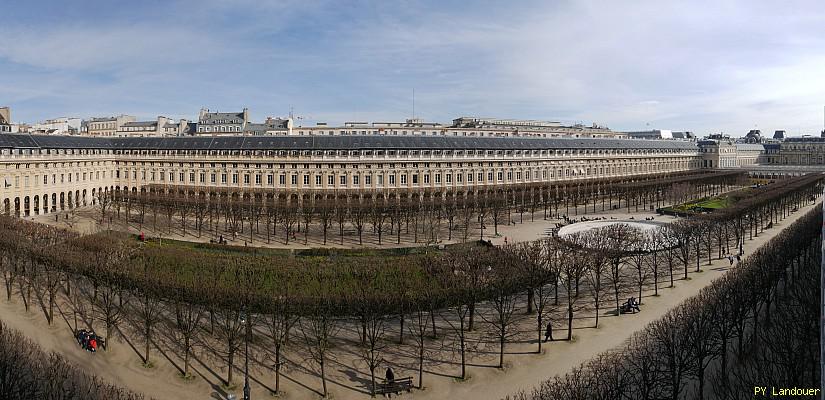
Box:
[377,377,413,396]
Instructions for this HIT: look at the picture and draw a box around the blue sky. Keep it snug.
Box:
[1,0,824,136]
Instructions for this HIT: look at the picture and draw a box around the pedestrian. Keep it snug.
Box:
[727,256,733,266]
[385,366,396,397]
[89,336,97,353]
[504,237,508,245]
[544,321,553,342]
[736,254,741,263]
[385,367,395,384]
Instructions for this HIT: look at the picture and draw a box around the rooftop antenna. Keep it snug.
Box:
[412,88,415,121]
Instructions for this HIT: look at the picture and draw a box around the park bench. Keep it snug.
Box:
[377,376,413,396]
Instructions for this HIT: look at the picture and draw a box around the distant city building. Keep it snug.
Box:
[0,107,11,133]
[85,115,136,137]
[773,130,786,140]
[293,117,620,138]
[244,117,292,136]
[30,117,81,135]
[196,108,249,135]
[624,129,694,140]
[742,129,764,143]
[697,137,765,168]
[768,137,825,165]
[116,117,194,137]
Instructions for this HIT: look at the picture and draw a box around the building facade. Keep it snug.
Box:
[86,115,137,136]
[1,134,701,217]
[116,117,194,137]
[30,117,81,135]
[698,137,766,168]
[0,107,11,133]
[292,118,622,138]
[768,137,825,165]
[195,109,249,135]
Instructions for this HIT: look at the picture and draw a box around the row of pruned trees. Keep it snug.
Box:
[100,170,746,246]
[505,202,822,400]
[0,320,146,400]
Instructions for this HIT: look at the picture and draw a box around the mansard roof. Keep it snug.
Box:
[0,134,698,152]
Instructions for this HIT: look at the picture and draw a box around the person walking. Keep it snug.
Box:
[385,367,395,384]
[727,255,733,266]
[544,321,553,342]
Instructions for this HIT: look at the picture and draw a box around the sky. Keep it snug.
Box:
[1,0,824,136]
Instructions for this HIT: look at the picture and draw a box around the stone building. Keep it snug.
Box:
[0,107,11,133]
[1,134,700,217]
[85,115,136,136]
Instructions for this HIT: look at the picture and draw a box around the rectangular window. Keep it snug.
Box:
[423,174,430,184]
[400,174,407,184]
[389,175,395,185]
[340,175,346,185]
[232,174,238,184]
[377,175,383,185]
[221,173,227,183]
[353,175,360,185]
[267,175,274,185]
[446,174,451,183]
[189,172,195,182]
[328,175,334,185]
[244,174,250,184]
[200,173,205,183]
[43,175,48,185]
[211,173,216,183]
[412,174,419,184]
[435,174,441,183]
[498,172,504,181]
[279,175,286,185]
[316,175,322,185]
[364,175,371,185]
[487,172,493,181]
[303,175,309,185]
[291,175,297,185]
[255,175,261,185]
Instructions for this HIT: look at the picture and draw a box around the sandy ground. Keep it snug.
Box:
[0,198,808,400]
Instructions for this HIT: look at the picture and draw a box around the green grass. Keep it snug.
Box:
[663,194,735,214]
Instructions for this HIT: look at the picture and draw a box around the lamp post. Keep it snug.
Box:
[240,308,250,400]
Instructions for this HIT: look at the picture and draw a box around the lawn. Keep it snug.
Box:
[661,194,736,215]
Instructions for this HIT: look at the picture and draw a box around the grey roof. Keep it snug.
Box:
[0,134,699,152]
[783,137,825,143]
[200,112,244,124]
[244,123,268,133]
[122,121,157,128]
[735,143,764,151]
